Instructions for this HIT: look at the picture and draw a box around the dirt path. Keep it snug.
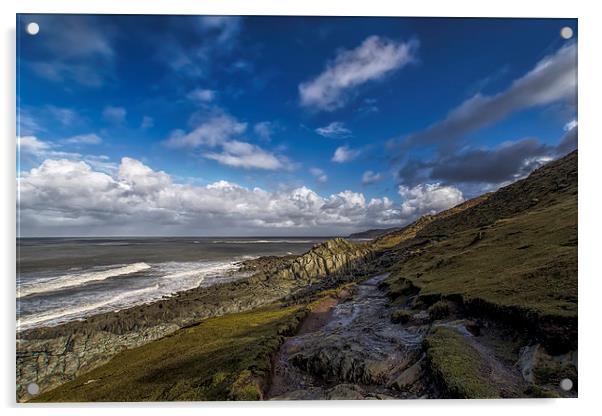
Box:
[267,273,435,400]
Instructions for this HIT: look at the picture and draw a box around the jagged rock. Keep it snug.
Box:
[326,384,366,400]
[275,238,373,282]
[391,355,424,390]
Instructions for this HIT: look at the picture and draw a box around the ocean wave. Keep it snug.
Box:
[17,262,151,299]
[17,284,160,331]
[17,260,245,330]
[212,239,317,244]
[160,261,235,280]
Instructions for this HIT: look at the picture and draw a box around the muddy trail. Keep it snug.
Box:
[267,273,435,400]
[267,273,529,400]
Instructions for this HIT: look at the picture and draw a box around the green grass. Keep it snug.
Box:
[31,304,306,402]
[425,327,499,398]
[386,195,577,320]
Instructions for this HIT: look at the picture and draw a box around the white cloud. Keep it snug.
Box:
[18,136,81,160]
[197,16,242,46]
[166,114,247,148]
[18,135,116,174]
[166,113,290,170]
[564,119,577,131]
[254,121,276,141]
[46,106,77,126]
[299,36,417,111]
[19,136,51,153]
[19,157,464,236]
[362,170,382,185]
[187,88,216,103]
[332,145,361,163]
[309,167,328,183]
[18,112,43,136]
[63,134,103,145]
[398,183,464,218]
[102,106,127,124]
[204,140,287,170]
[315,121,352,138]
[119,157,172,194]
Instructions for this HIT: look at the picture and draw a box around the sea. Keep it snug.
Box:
[16,237,329,332]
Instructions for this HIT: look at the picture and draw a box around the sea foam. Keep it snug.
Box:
[17,283,160,331]
[17,262,151,298]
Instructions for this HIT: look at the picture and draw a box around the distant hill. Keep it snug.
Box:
[348,227,401,239]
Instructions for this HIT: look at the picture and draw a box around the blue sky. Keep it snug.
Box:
[16,15,577,236]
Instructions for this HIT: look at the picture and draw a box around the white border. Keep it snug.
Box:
[2,1,601,415]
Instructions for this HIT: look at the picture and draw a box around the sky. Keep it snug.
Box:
[16,15,578,237]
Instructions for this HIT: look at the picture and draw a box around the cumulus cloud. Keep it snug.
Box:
[362,170,382,185]
[102,106,127,124]
[18,136,118,175]
[332,145,361,163]
[63,133,103,145]
[315,122,352,138]
[166,114,247,149]
[204,140,287,170]
[402,43,577,149]
[187,88,216,103]
[19,157,466,236]
[19,136,51,154]
[18,136,81,160]
[299,36,417,111]
[398,183,464,218]
[166,113,290,170]
[309,167,328,184]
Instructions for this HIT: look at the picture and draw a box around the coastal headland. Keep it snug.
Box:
[18,151,577,402]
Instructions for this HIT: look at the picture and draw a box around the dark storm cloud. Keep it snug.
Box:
[430,138,551,184]
[397,129,578,188]
[555,126,578,156]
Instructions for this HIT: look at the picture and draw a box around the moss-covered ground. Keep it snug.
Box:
[425,327,499,398]
[385,194,577,321]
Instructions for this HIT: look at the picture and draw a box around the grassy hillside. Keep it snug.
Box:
[384,151,577,351]
[32,304,307,402]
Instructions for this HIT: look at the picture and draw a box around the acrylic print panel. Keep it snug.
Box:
[16,14,577,402]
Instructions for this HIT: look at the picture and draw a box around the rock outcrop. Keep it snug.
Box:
[272,238,374,282]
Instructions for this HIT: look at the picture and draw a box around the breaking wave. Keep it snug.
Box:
[17,284,160,331]
[17,262,151,299]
